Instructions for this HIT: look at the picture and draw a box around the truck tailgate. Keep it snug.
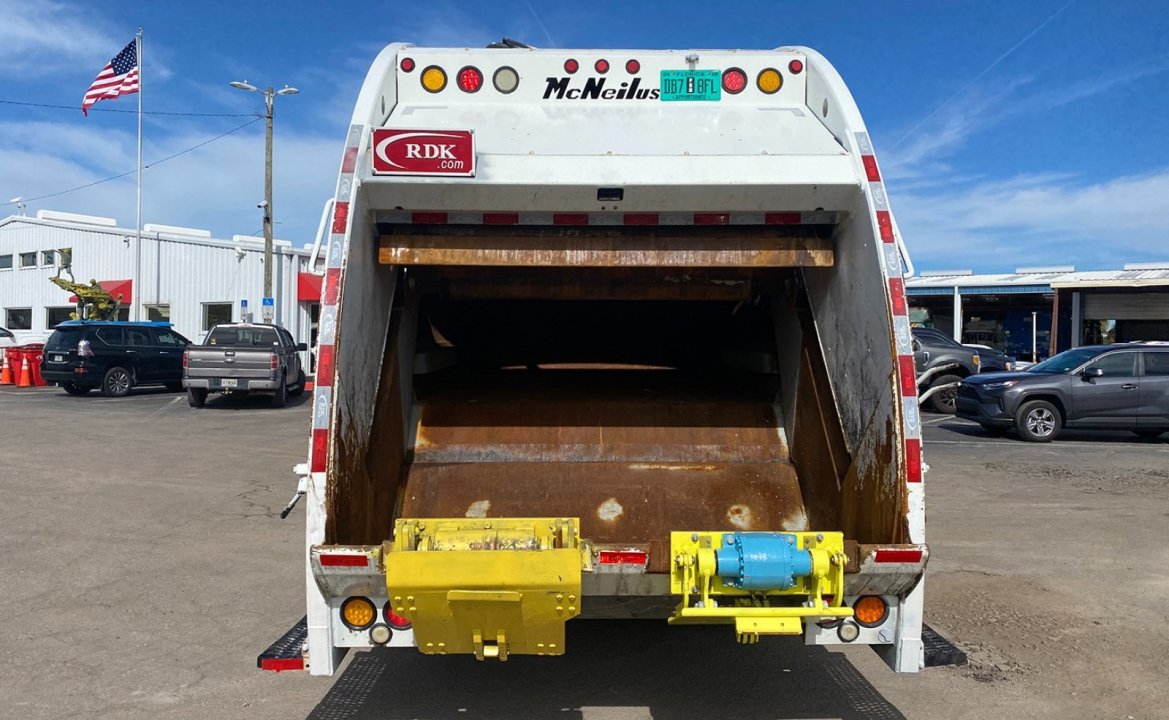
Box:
[187,347,274,378]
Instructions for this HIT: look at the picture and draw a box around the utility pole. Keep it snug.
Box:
[263,86,275,308]
[230,80,298,323]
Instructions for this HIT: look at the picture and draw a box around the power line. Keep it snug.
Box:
[890,0,1076,150]
[0,98,257,117]
[2,117,261,206]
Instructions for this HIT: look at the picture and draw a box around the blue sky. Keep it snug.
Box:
[2,0,1168,272]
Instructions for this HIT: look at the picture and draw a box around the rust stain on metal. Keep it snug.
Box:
[379,225,834,268]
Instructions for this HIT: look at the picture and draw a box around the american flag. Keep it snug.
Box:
[82,40,139,116]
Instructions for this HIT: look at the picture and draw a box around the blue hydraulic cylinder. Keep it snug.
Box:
[714,532,813,590]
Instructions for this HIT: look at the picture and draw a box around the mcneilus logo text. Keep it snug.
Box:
[543,76,661,100]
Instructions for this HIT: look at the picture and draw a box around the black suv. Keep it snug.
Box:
[41,321,192,397]
[956,343,1169,442]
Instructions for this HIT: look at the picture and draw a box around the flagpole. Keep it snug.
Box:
[134,28,143,321]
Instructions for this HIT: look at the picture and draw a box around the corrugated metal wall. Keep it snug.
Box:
[0,217,315,364]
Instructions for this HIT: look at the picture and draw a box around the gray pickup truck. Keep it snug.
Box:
[183,323,307,408]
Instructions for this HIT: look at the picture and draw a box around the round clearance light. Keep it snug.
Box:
[564,58,579,74]
[756,68,783,94]
[400,57,416,73]
[853,595,889,627]
[369,623,392,645]
[421,65,447,93]
[457,66,483,93]
[595,58,610,74]
[625,59,640,74]
[788,59,804,75]
[722,67,747,94]
[838,620,861,643]
[340,597,376,630]
[384,601,413,630]
[493,66,520,94]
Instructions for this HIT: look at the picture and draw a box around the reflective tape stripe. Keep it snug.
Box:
[889,277,907,316]
[876,210,895,243]
[371,211,837,226]
[412,211,447,224]
[898,355,917,396]
[341,146,358,174]
[315,345,335,388]
[874,548,923,563]
[904,438,922,484]
[312,387,333,429]
[322,268,341,305]
[331,201,350,234]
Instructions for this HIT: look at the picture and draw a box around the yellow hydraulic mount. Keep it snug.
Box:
[383,518,591,661]
[670,530,853,643]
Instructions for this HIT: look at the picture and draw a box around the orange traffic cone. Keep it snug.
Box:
[0,351,12,385]
[16,355,32,388]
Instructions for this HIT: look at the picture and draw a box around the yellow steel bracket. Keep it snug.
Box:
[669,531,853,643]
[384,518,589,660]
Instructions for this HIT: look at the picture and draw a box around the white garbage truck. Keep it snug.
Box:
[264,41,928,675]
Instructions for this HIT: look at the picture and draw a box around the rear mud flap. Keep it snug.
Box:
[384,518,588,660]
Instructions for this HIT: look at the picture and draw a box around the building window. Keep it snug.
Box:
[42,250,56,267]
[5,308,32,330]
[145,304,171,322]
[46,307,75,328]
[19,252,37,268]
[203,302,232,331]
[0,254,12,270]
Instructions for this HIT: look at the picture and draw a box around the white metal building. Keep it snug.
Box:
[0,210,323,366]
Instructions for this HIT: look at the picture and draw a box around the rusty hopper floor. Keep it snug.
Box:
[401,370,808,573]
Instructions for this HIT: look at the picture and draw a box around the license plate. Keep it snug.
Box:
[660,69,721,102]
[53,355,64,362]
[221,379,238,388]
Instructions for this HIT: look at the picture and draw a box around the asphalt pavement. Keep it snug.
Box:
[1,385,1166,719]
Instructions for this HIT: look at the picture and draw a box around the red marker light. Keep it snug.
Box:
[564,58,579,74]
[457,66,483,93]
[400,57,416,72]
[319,554,367,567]
[625,59,640,74]
[788,59,804,74]
[598,551,648,565]
[383,603,413,629]
[595,59,609,74]
[722,68,747,94]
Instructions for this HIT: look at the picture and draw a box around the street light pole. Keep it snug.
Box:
[263,87,274,306]
[230,80,298,323]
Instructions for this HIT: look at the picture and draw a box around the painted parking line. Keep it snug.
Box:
[141,396,184,422]
[921,415,953,425]
[925,437,1169,451]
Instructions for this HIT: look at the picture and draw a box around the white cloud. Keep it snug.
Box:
[0,0,118,76]
[0,118,338,247]
[894,169,1169,270]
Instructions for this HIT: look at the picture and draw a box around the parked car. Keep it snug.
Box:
[912,327,981,414]
[182,323,307,408]
[964,343,1016,372]
[956,343,1169,442]
[40,321,192,397]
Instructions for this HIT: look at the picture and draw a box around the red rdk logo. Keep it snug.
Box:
[372,129,475,176]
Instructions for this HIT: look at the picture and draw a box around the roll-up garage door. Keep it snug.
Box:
[1083,292,1169,320]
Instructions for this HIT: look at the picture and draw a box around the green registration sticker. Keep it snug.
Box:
[660,69,721,101]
